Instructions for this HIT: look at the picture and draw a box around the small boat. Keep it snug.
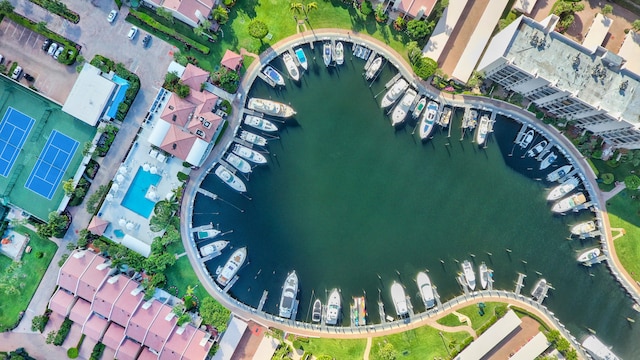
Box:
[380,78,409,108]
[325,288,341,325]
[282,53,300,81]
[411,97,426,119]
[350,296,367,326]
[244,115,279,132]
[547,176,580,201]
[365,57,382,80]
[214,164,247,192]
[247,98,296,118]
[294,47,308,70]
[582,335,621,360]
[531,278,546,300]
[416,272,435,309]
[462,260,476,290]
[479,262,489,290]
[199,240,229,257]
[262,65,285,86]
[225,153,252,174]
[519,129,534,148]
[552,192,586,213]
[437,106,452,128]
[547,165,572,182]
[312,299,322,322]
[571,221,597,236]
[278,271,298,319]
[323,42,332,67]
[527,140,548,157]
[334,42,344,65]
[577,248,601,263]
[240,130,268,146]
[476,115,490,146]
[419,101,439,140]
[391,88,417,126]
[540,151,557,170]
[197,229,220,240]
[391,282,408,317]
[232,144,267,164]
[467,109,478,129]
[216,247,247,287]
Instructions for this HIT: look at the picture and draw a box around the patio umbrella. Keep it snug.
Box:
[126,222,134,230]
[142,163,151,171]
[118,165,127,174]
[116,174,125,183]
[118,218,126,227]
[150,166,158,175]
[111,183,119,191]
[106,193,114,202]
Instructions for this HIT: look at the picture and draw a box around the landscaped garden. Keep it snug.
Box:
[370,325,470,360]
[609,192,640,282]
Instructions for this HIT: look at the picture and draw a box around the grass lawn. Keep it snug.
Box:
[297,337,367,359]
[164,256,210,301]
[609,193,640,282]
[370,326,470,360]
[0,225,57,330]
[436,313,462,327]
[456,302,503,331]
[591,158,635,185]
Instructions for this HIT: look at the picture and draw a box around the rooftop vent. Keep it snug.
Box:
[195,129,205,138]
[130,286,143,296]
[168,105,174,110]
[107,275,120,284]
[176,325,186,335]
[199,333,211,347]
[203,120,211,129]
[142,299,153,310]
[165,312,176,321]
[96,262,109,271]
[72,251,86,259]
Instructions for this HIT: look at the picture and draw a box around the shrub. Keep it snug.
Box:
[53,318,72,346]
[89,343,105,360]
[412,57,438,80]
[31,314,49,333]
[67,348,79,358]
[28,0,80,23]
[360,0,373,15]
[177,172,189,181]
[4,12,78,63]
[127,10,210,54]
[35,251,43,258]
[601,173,614,185]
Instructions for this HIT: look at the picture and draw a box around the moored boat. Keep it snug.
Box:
[282,53,300,81]
[412,97,426,119]
[479,262,489,290]
[571,221,597,236]
[391,281,408,316]
[552,192,586,213]
[547,176,580,201]
[312,299,322,322]
[437,106,452,128]
[462,260,476,290]
[391,88,417,126]
[225,153,252,174]
[350,296,367,326]
[527,140,548,157]
[334,42,344,65]
[214,164,247,192]
[248,98,296,118]
[380,78,409,108]
[582,335,621,360]
[199,240,229,257]
[278,271,298,319]
[326,288,341,325]
[416,272,435,309]
[419,101,439,140]
[365,57,382,80]
[216,247,247,287]
[476,115,490,146]
[531,278,546,300]
[294,47,308,70]
[244,115,279,132]
[547,164,572,182]
[323,42,332,67]
[197,229,220,240]
[577,248,601,263]
[519,129,534,148]
[233,144,267,164]
[240,130,268,146]
[540,151,557,170]
[262,65,285,86]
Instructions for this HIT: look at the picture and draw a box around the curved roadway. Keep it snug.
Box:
[179,29,637,356]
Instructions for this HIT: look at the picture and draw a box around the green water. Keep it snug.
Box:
[194,45,640,357]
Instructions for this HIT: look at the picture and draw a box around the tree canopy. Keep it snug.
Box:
[200,297,231,332]
[248,19,268,40]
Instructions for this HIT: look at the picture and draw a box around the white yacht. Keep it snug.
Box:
[391,88,417,126]
[582,335,621,360]
[527,140,548,157]
[411,97,426,119]
[334,42,344,65]
[479,262,489,290]
[540,151,557,170]
[240,130,268,146]
[262,65,285,86]
[199,240,229,257]
[216,247,247,287]
[462,260,476,290]
[278,271,298,319]
[391,282,408,317]
[282,53,300,81]
[214,164,247,193]
[294,47,308,70]
[519,129,534,148]
[577,248,601,263]
[233,144,267,164]
[326,288,341,325]
[380,78,409,108]
[547,165,572,182]
[476,115,490,146]
[547,176,580,201]
[225,153,252,174]
[365,57,382,80]
[552,192,586,213]
[323,42,332,67]
[244,115,279,132]
[247,98,296,118]
[571,221,597,236]
[416,272,435,309]
[419,101,439,140]
[197,229,220,241]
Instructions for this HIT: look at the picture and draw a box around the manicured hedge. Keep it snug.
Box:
[28,0,80,23]
[53,317,72,346]
[127,10,210,54]
[89,343,105,360]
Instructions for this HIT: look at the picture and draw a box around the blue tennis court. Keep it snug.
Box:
[25,131,79,199]
[0,107,35,177]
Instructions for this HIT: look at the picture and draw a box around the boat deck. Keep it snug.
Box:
[536,142,555,161]
[192,222,214,233]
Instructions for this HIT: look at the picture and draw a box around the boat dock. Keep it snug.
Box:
[536,142,554,161]
[257,71,277,88]
[223,275,239,293]
[378,300,387,323]
[433,285,443,309]
[457,274,470,295]
[514,124,529,144]
[200,251,223,262]
[257,290,268,312]
[291,300,300,320]
[582,255,607,267]
[558,169,579,183]
[515,272,527,295]
[384,73,402,89]
[196,188,218,201]
[218,159,237,175]
[352,44,372,60]
[487,269,495,291]
[364,49,378,70]
[243,109,264,118]
[406,295,415,317]
[233,137,257,150]
[287,48,299,67]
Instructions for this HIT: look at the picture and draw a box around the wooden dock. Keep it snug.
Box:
[291,300,300,320]
[218,160,237,175]
[433,286,443,309]
[196,188,218,201]
[406,295,414,317]
[385,73,402,89]
[257,290,268,312]
[487,269,494,291]
[243,109,264,118]
[364,50,377,70]
[457,274,470,295]
[515,272,527,295]
[233,137,254,149]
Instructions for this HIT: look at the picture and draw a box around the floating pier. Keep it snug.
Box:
[515,272,527,295]
[406,295,415,317]
[384,73,402,89]
[364,50,377,70]
[257,290,268,312]
[196,188,218,201]
[243,109,264,118]
[433,286,443,309]
[233,137,256,149]
[218,160,237,175]
[457,274,470,296]
[291,300,300,320]
[200,251,223,262]
[536,282,551,305]
[582,255,607,267]
[378,301,387,323]
[558,169,579,183]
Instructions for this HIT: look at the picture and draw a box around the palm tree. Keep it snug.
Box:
[289,2,303,21]
[303,1,318,21]
[212,6,229,24]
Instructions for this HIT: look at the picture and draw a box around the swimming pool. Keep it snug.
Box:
[121,167,161,218]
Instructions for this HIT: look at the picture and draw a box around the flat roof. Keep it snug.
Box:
[451,0,510,82]
[582,14,612,53]
[513,0,539,15]
[212,316,248,360]
[454,310,521,360]
[509,332,550,360]
[252,335,280,360]
[422,0,470,62]
[62,64,116,126]
[619,31,640,75]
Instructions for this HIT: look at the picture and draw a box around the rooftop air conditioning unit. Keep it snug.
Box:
[165,312,176,321]
[130,286,143,296]
[72,251,86,259]
[96,262,110,271]
[107,275,120,284]
[142,300,153,310]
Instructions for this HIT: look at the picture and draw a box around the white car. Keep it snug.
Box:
[127,26,138,40]
[47,43,58,56]
[107,9,118,23]
[11,66,22,80]
[53,47,64,60]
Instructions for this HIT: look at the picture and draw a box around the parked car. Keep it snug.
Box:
[23,73,35,82]
[127,26,138,40]
[142,34,151,48]
[0,54,4,65]
[107,9,118,23]
[47,43,58,56]
[42,38,52,51]
[53,47,64,60]
[11,66,22,80]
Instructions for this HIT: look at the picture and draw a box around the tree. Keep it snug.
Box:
[156,7,174,23]
[173,51,188,66]
[406,19,431,40]
[393,17,406,31]
[376,342,397,360]
[0,0,14,14]
[601,4,613,17]
[144,252,176,274]
[212,6,229,24]
[360,0,373,15]
[36,21,47,33]
[31,314,49,333]
[289,2,303,19]
[86,184,108,215]
[625,175,640,190]
[248,20,268,41]
[633,20,640,32]
[412,57,438,80]
[62,179,75,196]
[374,3,388,22]
[173,302,185,316]
[199,297,231,332]
[303,1,318,20]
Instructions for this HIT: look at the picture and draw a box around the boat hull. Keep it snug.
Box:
[244,115,279,132]
[326,289,341,325]
[380,79,408,108]
[417,272,435,309]
[547,177,579,201]
[248,98,296,118]
[323,43,332,67]
[240,130,268,146]
[295,48,308,70]
[263,65,285,86]
[214,164,246,192]
[216,247,247,287]
[334,42,344,65]
[391,89,417,126]
[312,299,322,322]
[282,53,300,81]
[279,271,298,319]
[391,282,408,316]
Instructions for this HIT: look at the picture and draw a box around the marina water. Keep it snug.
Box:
[193,45,640,357]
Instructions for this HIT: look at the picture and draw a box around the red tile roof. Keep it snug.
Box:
[160,325,196,360]
[102,322,126,351]
[111,280,144,327]
[138,347,160,360]
[49,289,76,317]
[93,275,132,320]
[126,299,163,344]
[160,94,197,128]
[221,49,243,70]
[145,304,178,352]
[69,298,92,324]
[160,125,198,160]
[395,0,437,18]
[87,216,109,236]
[58,250,98,294]
[183,328,211,360]
[83,313,109,342]
[116,338,142,360]
[76,255,108,301]
[181,64,210,90]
